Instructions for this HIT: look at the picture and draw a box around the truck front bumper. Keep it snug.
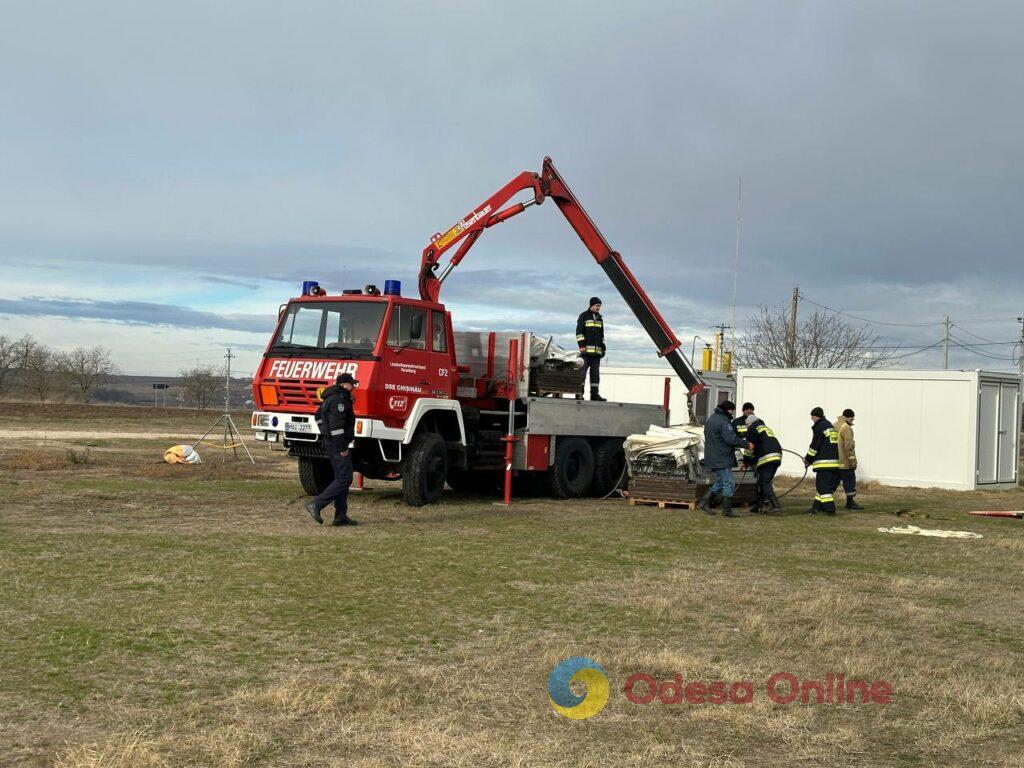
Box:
[250,411,398,444]
[251,410,320,443]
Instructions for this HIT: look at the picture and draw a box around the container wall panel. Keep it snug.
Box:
[737,369,1012,491]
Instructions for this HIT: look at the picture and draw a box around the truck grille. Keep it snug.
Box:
[269,378,325,408]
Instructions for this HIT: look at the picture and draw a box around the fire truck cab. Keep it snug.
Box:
[252,283,469,503]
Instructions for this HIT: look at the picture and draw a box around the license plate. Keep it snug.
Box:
[286,422,312,433]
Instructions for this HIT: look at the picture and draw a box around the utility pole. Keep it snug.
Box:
[943,315,950,370]
[714,322,731,371]
[730,177,741,352]
[224,347,234,411]
[1018,317,1024,377]
[787,286,799,367]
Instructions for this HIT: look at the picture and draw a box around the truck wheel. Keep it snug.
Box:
[547,437,594,499]
[402,432,448,506]
[591,438,627,496]
[298,456,332,496]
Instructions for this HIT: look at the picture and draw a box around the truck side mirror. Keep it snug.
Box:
[410,313,424,340]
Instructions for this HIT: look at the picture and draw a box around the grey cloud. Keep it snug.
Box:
[0,297,275,335]
[2,1,1023,372]
[199,275,262,290]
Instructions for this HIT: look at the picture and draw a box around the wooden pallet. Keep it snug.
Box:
[629,477,757,504]
[627,495,754,511]
[629,497,697,510]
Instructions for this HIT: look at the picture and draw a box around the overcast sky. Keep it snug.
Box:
[2,0,1022,376]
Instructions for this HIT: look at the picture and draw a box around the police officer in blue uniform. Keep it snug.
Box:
[305,372,358,526]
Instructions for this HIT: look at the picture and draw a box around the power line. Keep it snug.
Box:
[933,339,1018,347]
[856,341,945,350]
[855,340,946,361]
[835,339,945,362]
[949,322,1001,344]
[799,295,944,328]
[948,335,1017,361]
[948,334,1018,362]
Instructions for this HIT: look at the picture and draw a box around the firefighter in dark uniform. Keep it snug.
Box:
[804,406,841,515]
[305,372,358,526]
[747,417,783,513]
[576,297,607,401]
[733,402,756,468]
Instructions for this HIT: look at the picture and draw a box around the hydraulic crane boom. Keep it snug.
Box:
[419,157,705,395]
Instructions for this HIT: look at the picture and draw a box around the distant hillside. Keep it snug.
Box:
[91,374,254,408]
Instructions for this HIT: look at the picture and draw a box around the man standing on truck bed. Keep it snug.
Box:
[305,373,358,526]
[576,297,607,401]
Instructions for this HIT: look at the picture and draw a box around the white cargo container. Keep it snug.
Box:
[736,369,1021,491]
[599,366,735,424]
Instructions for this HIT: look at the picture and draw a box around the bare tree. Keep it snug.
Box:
[56,346,119,402]
[0,334,20,395]
[20,339,59,401]
[734,304,896,369]
[178,365,223,410]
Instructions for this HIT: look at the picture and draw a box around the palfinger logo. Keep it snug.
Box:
[548,657,609,720]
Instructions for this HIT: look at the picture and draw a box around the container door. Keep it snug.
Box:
[977,382,999,484]
[997,382,1020,483]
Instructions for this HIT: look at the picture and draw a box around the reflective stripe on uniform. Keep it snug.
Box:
[812,459,841,470]
[585,320,602,327]
[814,494,835,503]
[806,448,817,457]
[576,335,586,342]
[584,346,602,354]
[756,452,782,467]
[330,428,345,436]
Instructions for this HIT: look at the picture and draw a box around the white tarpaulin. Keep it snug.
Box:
[624,424,704,467]
[877,524,982,539]
[530,336,583,368]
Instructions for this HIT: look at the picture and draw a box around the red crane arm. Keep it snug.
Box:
[418,157,704,395]
[418,171,545,302]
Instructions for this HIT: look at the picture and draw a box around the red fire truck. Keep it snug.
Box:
[251,158,704,505]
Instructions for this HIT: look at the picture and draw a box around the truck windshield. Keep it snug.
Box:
[271,301,386,357]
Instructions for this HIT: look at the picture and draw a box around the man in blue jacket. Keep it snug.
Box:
[698,400,753,517]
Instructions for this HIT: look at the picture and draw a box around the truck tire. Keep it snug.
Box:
[591,438,627,496]
[547,437,595,499]
[402,431,448,506]
[298,456,332,496]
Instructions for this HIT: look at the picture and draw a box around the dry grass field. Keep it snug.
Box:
[2,403,1023,767]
